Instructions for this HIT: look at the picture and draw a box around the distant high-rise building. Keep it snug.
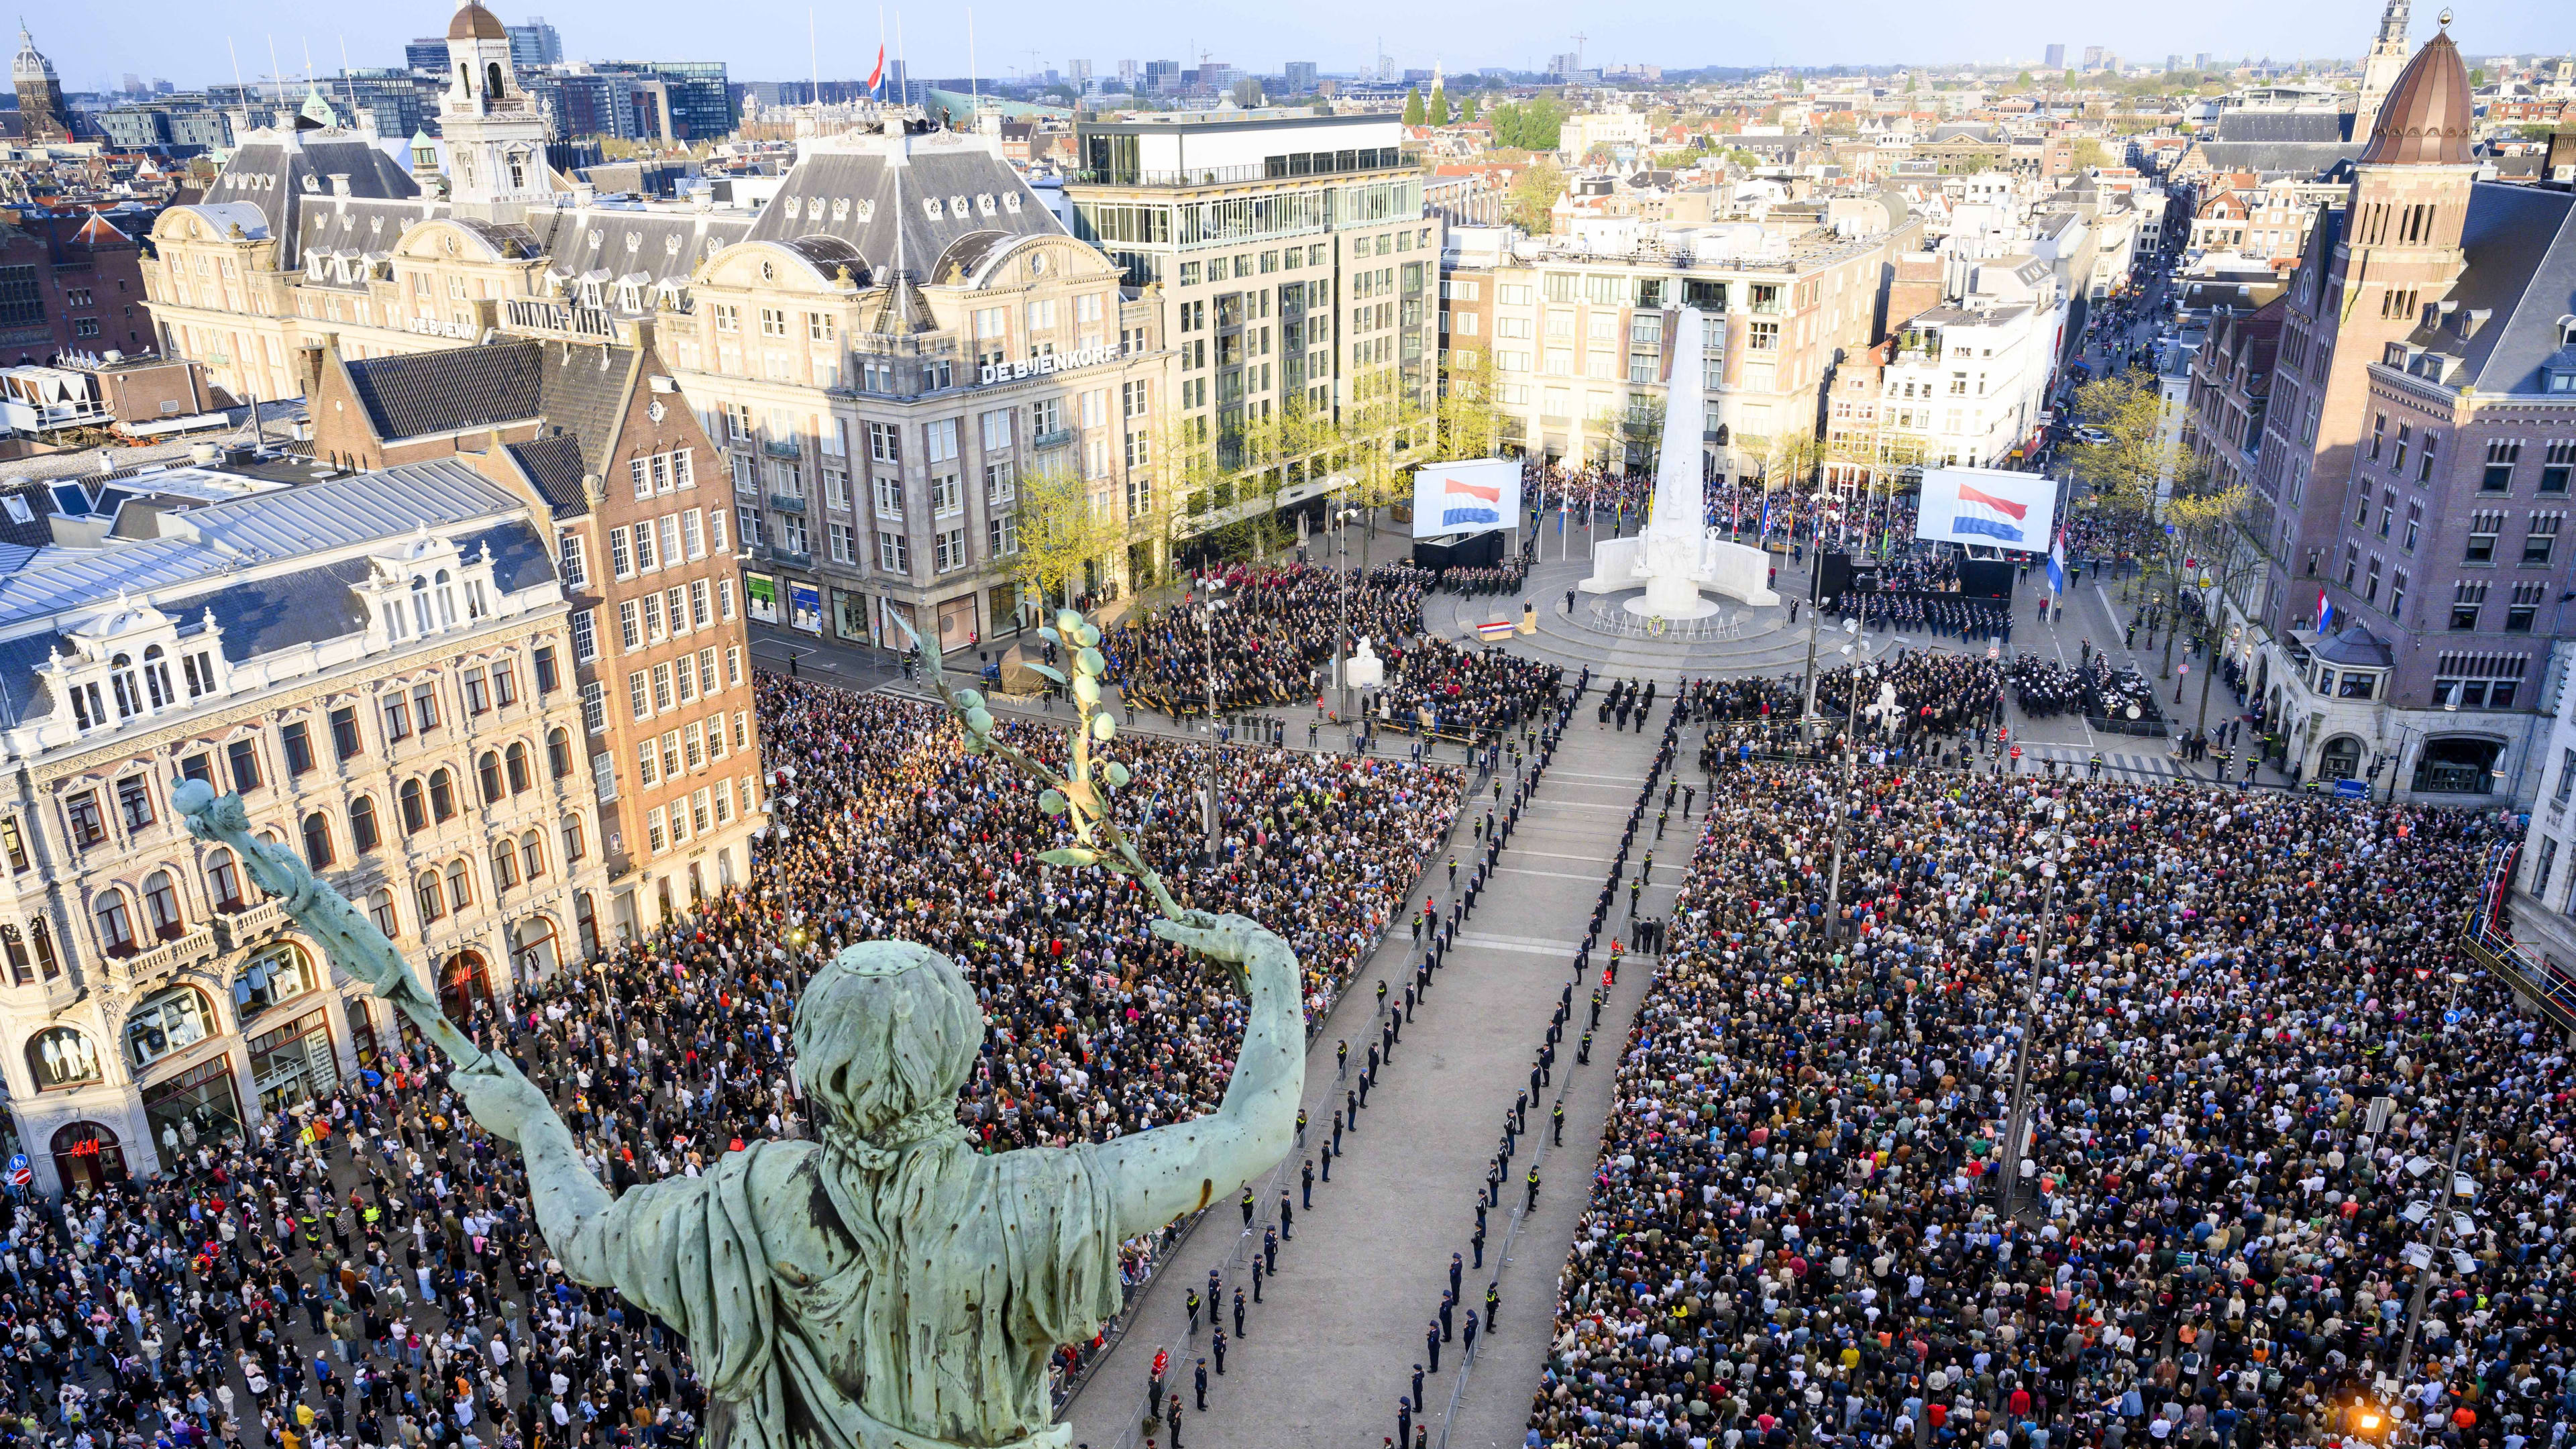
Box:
[507,17,563,72]
[1548,51,1580,78]
[595,59,732,140]
[1143,58,1179,94]
[1283,60,1317,93]
[11,27,67,141]
[406,37,450,74]
[2194,52,2212,70]
[2043,44,2065,70]
[1069,59,1091,85]
[2165,54,2181,72]
[2080,45,2104,70]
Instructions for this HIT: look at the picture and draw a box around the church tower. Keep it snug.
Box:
[437,0,553,218]
[11,27,66,142]
[2354,0,2414,137]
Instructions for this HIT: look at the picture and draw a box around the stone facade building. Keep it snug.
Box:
[0,462,607,1193]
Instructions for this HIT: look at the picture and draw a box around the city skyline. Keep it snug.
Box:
[34,0,2568,99]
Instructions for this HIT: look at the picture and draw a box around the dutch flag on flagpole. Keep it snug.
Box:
[2046,529,2066,596]
[2317,586,2334,636]
[866,44,887,98]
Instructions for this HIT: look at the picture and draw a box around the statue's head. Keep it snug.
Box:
[792,941,985,1144]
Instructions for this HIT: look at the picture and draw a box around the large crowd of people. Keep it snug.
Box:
[1095,564,1426,717]
[1528,765,2538,1449]
[0,682,1476,1449]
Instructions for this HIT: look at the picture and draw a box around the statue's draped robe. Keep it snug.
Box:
[596,1136,1124,1449]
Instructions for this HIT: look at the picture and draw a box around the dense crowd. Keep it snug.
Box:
[1531,765,2537,1449]
[0,682,1472,1449]
[1378,639,1564,741]
[1096,564,1424,716]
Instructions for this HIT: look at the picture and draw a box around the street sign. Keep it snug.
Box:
[2335,778,2369,800]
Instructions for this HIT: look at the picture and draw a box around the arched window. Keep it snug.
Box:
[478,751,505,805]
[411,576,433,635]
[490,839,520,892]
[206,847,242,910]
[124,985,213,1068]
[547,727,573,780]
[561,812,586,864]
[93,888,135,957]
[435,569,458,627]
[25,1026,101,1090]
[520,830,545,881]
[234,943,315,1015]
[367,888,398,938]
[505,741,531,794]
[429,768,457,821]
[486,61,504,99]
[414,868,445,924]
[445,859,473,911]
[1,924,32,985]
[350,796,380,852]
[28,918,56,981]
[141,870,183,939]
[142,645,173,709]
[301,811,334,869]
[109,653,142,720]
[398,778,429,834]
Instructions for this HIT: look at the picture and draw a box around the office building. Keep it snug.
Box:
[406,38,451,75]
[2043,44,2065,70]
[1441,212,1916,479]
[596,60,734,141]
[1067,111,1442,533]
[1282,62,1318,94]
[508,17,564,72]
[0,460,612,1194]
[1143,60,1180,95]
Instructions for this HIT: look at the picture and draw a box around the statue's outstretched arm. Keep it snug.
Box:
[1095,912,1305,1238]
[453,1057,621,1285]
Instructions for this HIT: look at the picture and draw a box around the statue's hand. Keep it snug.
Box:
[1151,912,1286,996]
[452,1055,555,1146]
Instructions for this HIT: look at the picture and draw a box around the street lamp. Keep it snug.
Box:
[1330,499,1362,726]
[1993,826,2067,1219]
[1820,627,1906,936]
[1198,583,1230,862]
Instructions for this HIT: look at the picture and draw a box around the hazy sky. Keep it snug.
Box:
[39,0,2567,97]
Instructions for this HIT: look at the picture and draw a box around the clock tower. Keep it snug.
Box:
[439,0,553,218]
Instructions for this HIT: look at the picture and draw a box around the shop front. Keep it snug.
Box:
[438,949,492,1022]
[832,587,873,645]
[247,1009,338,1114]
[48,1120,123,1193]
[139,1053,243,1165]
[788,580,824,635]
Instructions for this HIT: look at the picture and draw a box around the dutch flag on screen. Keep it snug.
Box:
[1442,476,1501,529]
[1951,483,2029,544]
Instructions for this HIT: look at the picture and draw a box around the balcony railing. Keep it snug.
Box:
[769,493,808,514]
[119,922,220,982]
[761,439,803,460]
[764,546,813,569]
[1065,152,1404,189]
[1030,427,1077,450]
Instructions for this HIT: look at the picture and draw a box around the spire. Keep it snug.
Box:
[2376,0,2411,47]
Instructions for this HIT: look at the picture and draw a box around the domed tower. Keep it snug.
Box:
[438,0,552,216]
[11,27,66,142]
[2354,0,2414,138]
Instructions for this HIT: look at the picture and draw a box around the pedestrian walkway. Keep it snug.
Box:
[1061,692,1687,1449]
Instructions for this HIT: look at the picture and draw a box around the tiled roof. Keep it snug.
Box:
[342,341,546,443]
[502,433,592,519]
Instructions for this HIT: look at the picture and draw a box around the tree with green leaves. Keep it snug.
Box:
[1008,463,1112,612]
[1428,85,1450,125]
[2015,70,2033,89]
[1505,159,1564,232]
[1403,87,1426,125]
[1460,95,1479,123]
